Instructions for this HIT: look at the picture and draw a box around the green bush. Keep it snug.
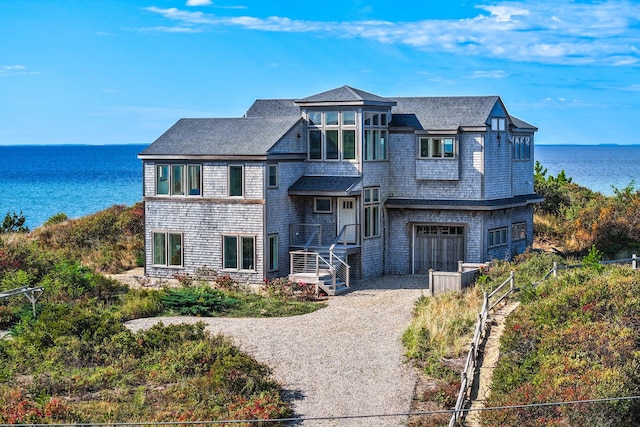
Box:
[161,286,240,316]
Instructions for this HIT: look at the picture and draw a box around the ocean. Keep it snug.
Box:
[0,144,145,229]
[0,144,638,229]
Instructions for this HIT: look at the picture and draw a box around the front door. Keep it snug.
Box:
[337,197,357,244]
[414,225,465,273]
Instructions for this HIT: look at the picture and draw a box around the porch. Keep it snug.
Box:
[288,223,361,296]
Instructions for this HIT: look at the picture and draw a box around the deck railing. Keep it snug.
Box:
[290,223,322,248]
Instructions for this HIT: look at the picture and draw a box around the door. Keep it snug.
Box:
[337,197,357,244]
[414,225,464,273]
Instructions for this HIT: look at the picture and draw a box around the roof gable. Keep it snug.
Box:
[390,96,501,130]
[295,85,396,107]
[139,117,301,157]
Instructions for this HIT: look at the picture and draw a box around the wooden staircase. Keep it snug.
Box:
[289,249,350,296]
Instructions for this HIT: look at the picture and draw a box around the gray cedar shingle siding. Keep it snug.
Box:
[141,85,540,281]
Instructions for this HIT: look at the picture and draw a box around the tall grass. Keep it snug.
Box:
[404,286,483,368]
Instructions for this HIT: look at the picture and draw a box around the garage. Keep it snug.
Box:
[413,225,465,273]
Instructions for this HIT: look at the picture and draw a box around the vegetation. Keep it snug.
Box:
[1,211,29,233]
[403,287,484,425]
[0,203,326,424]
[481,262,640,426]
[534,161,640,258]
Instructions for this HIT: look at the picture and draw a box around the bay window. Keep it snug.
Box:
[419,137,455,158]
[364,112,387,160]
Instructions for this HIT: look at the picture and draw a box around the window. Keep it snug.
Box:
[416,225,464,235]
[364,187,380,238]
[307,111,358,161]
[419,137,455,158]
[268,164,278,188]
[155,164,201,196]
[152,232,183,267]
[491,117,506,132]
[512,222,527,241]
[268,234,278,271]
[364,112,388,161]
[223,235,255,271]
[314,197,332,213]
[512,136,531,160]
[488,227,508,248]
[228,165,243,197]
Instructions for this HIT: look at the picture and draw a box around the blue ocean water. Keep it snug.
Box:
[0,145,145,229]
[0,144,637,229]
[535,145,640,196]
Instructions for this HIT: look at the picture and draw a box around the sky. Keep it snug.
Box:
[1,0,640,146]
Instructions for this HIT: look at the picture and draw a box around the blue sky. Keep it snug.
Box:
[1,0,639,145]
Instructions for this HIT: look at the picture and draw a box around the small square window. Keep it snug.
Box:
[342,111,356,126]
[314,197,332,213]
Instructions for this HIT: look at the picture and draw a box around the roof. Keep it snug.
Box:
[139,117,300,157]
[289,175,362,196]
[295,85,396,107]
[245,99,300,118]
[510,115,538,131]
[385,194,544,211]
[390,96,501,130]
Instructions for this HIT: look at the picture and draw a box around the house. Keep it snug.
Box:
[138,85,542,293]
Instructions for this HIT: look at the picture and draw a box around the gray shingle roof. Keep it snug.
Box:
[139,117,301,157]
[510,115,538,131]
[390,96,500,130]
[295,85,396,106]
[245,99,300,118]
[289,175,362,196]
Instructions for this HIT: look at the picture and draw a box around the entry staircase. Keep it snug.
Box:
[288,224,356,296]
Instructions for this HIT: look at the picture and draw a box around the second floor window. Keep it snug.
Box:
[364,112,388,161]
[156,164,201,196]
[419,137,455,158]
[308,111,357,161]
[268,164,278,188]
[228,165,244,197]
[512,136,531,160]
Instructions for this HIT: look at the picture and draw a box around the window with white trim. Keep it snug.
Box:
[512,222,527,241]
[364,187,381,238]
[314,197,332,213]
[268,234,278,272]
[223,235,255,271]
[268,164,278,188]
[488,227,508,248]
[307,111,357,161]
[228,165,244,197]
[419,137,455,158]
[491,117,506,132]
[152,232,183,267]
[512,136,531,160]
[364,112,387,160]
[156,164,201,196]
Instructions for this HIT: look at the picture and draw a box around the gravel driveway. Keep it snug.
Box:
[126,276,427,426]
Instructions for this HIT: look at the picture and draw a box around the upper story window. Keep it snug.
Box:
[364,187,381,238]
[491,117,506,132]
[308,111,357,161]
[268,164,278,188]
[364,112,387,161]
[228,165,244,197]
[488,227,508,248]
[419,137,455,158]
[156,164,201,196]
[512,136,531,160]
[512,222,527,241]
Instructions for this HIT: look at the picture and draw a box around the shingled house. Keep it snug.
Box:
[139,85,542,293]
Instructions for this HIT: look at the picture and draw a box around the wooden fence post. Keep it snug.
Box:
[553,262,558,278]
[429,269,434,297]
[510,271,515,291]
[633,254,637,270]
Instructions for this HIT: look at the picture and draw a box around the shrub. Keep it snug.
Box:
[161,286,240,316]
[1,211,29,233]
[43,213,68,226]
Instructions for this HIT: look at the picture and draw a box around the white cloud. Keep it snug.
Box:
[143,1,640,66]
[471,70,508,79]
[186,0,212,5]
[0,65,40,77]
